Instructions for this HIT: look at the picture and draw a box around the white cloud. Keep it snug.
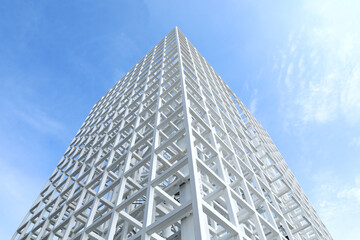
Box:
[0,161,41,203]
[284,62,293,90]
[0,160,43,239]
[276,0,360,126]
[338,182,360,203]
[249,89,258,115]
[9,101,65,137]
[311,172,360,239]
[350,137,360,147]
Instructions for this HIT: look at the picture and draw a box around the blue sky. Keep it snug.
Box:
[1,0,359,239]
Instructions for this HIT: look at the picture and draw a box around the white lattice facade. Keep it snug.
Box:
[13,27,332,240]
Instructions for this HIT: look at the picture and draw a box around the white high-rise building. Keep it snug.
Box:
[13,27,332,240]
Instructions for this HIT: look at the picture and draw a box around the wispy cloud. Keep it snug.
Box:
[12,106,64,134]
[10,103,65,138]
[249,89,258,115]
[311,171,360,239]
[337,177,360,203]
[276,0,360,127]
[350,137,360,147]
[0,159,43,239]
[4,99,66,137]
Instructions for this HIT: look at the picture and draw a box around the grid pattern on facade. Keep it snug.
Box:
[13,27,332,240]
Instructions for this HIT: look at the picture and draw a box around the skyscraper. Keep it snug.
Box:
[13,27,332,240]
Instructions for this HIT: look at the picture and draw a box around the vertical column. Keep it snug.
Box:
[142,35,167,240]
[175,26,210,240]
